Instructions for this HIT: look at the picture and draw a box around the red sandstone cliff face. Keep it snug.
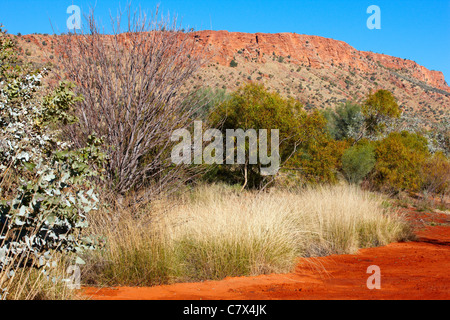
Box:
[191,30,448,92]
[15,31,449,124]
[16,30,449,92]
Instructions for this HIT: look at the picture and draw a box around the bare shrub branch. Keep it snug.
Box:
[58,6,211,197]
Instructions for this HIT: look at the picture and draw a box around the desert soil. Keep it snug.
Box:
[82,209,450,300]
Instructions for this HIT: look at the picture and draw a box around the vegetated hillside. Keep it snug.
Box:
[14,30,449,125]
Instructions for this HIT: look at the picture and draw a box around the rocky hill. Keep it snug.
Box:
[14,31,450,124]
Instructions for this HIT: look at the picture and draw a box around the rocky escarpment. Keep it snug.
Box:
[191,30,448,92]
[15,31,450,123]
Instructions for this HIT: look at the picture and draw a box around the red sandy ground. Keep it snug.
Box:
[82,209,450,300]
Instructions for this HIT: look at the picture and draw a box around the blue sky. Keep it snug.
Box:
[1,0,449,81]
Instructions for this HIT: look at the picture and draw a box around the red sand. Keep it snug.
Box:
[82,210,450,300]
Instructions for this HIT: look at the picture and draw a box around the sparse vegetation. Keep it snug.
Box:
[230,59,238,68]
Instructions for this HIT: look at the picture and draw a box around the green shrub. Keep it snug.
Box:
[208,84,351,186]
[288,129,349,185]
[342,143,376,184]
[208,83,306,188]
[323,101,364,140]
[0,26,103,299]
[422,152,450,198]
[229,59,238,68]
[362,89,401,136]
[371,131,429,192]
[186,87,230,120]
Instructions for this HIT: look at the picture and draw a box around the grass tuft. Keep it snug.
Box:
[83,184,414,286]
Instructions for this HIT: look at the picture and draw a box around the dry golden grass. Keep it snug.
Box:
[0,247,79,300]
[83,184,413,286]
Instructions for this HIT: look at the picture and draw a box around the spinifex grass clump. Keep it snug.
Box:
[85,184,413,286]
[82,211,181,287]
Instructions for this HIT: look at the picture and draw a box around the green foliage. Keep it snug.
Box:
[324,90,401,142]
[0,28,103,285]
[229,59,238,68]
[208,83,305,188]
[362,89,401,136]
[40,82,82,127]
[371,131,429,192]
[208,83,346,186]
[0,26,22,83]
[287,118,349,184]
[187,87,230,120]
[323,101,364,140]
[342,143,376,184]
[422,152,450,197]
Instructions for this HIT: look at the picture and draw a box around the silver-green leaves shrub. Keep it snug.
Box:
[0,27,104,289]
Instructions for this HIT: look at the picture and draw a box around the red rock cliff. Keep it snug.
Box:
[191,30,449,92]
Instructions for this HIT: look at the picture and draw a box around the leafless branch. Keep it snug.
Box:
[58,5,211,199]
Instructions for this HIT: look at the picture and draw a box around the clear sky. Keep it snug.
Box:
[1,0,449,82]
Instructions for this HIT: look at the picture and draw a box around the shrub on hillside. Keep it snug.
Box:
[208,83,342,188]
[323,101,364,141]
[230,59,238,67]
[422,152,450,199]
[362,89,401,136]
[370,131,429,192]
[342,143,376,184]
